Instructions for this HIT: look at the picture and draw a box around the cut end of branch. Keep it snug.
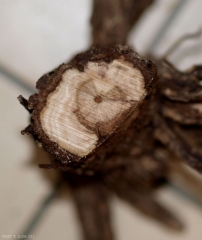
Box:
[41,59,145,157]
[22,46,157,163]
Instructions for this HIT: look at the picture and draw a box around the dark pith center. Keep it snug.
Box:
[94,95,103,103]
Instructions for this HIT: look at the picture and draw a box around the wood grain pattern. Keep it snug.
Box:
[40,59,145,157]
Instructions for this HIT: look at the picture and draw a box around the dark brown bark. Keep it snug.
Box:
[161,100,202,125]
[67,175,114,240]
[91,0,154,46]
[154,116,202,173]
[154,59,202,173]
[157,60,202,102]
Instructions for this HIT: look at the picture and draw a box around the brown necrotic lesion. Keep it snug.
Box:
[76,79,131,135]
[94,95,103,103]
[75,60,144,136]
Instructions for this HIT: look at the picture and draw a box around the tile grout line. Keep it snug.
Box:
[0,65,35,94]
[167,182,202,209]
[20,181,62,238]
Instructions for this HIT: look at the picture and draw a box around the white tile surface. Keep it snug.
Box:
[1,0,202,240]
[0,0,91,88]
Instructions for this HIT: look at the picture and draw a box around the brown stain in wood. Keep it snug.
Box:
[94,95,103,103]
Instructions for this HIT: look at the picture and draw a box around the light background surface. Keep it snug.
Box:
[0,0,202,240]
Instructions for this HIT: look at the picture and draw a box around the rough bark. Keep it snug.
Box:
[65,174,114,240]
[154,60,202,173]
